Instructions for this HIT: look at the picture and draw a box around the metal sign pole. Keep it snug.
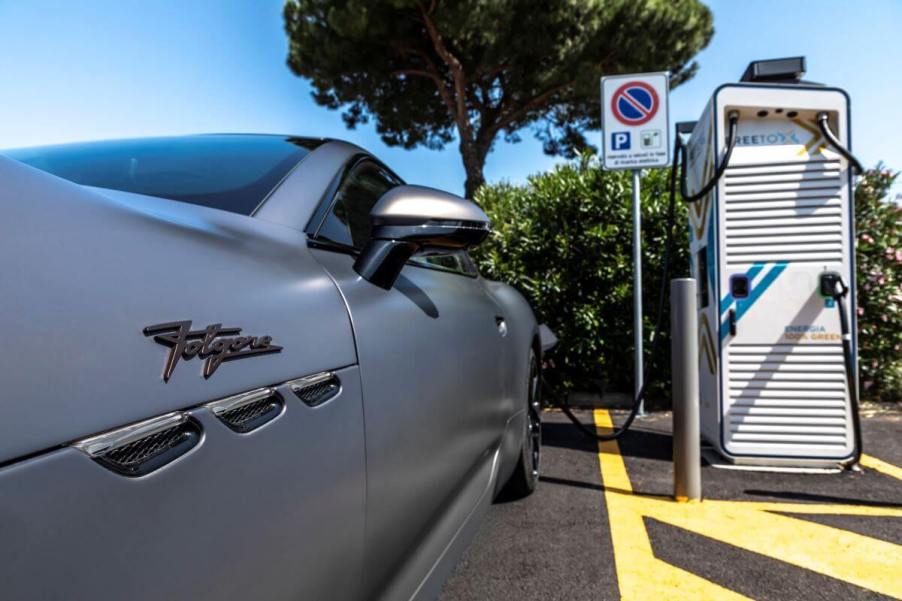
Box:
[631,169,644,415]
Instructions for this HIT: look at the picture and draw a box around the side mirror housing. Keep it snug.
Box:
[353,185,490,289]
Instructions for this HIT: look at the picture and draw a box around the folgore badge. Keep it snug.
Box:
[143,321,282,381]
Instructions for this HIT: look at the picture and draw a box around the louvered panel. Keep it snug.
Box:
[731,434,847,445]
[725,232,842,244]
[730,380,845,391]
[730,399,848,409]
[724,180,840,194]
[730,407,845,425]
[729,416,846,426]
[731,371,845,381]
[731,366,844,374]
[723,188,842,201]
[729,355,844,364]
[729,345,845,355]
[727,254,844,264]
[732,424,846,434]
[722,158,845,265]
[725,343,849,450]
[728,242,843,252]
[724,158,839,176]
[725,170,841,184]
[727,223,841,236]
[726,215,841,228]
[727,206,842,220]
[729,408,847,418]
[726,198,841,212]
[732,389,846,399]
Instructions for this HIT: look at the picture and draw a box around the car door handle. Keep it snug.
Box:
[495,315,508,337]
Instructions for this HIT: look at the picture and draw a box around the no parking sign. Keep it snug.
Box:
[599,71,671,413]
[601,72,670,170]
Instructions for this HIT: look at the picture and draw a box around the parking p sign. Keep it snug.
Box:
[601,72,670,170]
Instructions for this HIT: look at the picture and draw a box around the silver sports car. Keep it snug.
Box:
[0,135,542,601]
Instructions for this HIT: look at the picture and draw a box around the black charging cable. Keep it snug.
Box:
[816,114,864,466]
[680,111,740,202]
[816,112,863,174]
[821,273,863,467]
[556,137,682,440]
[556,112,739,441]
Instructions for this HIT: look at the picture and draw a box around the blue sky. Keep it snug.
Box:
[1,0,900,199]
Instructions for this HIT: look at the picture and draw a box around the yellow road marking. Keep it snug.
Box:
[594,409,902,600]
[860,453,902,481]
[595,409,750,600]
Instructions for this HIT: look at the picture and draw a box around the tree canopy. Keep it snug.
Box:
[284,0,714,196]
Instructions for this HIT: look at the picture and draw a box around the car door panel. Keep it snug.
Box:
[310,249,505,598]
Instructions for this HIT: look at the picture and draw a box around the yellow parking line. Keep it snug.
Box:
[860,453,902,481]
[594,409,750,600]
[594,409,902,600]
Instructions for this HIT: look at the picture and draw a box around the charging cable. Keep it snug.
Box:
[820,272,863,467]
[556,135,682,440]
[557,112,739,441]
[680,111,740,202]
[816,112,863,174]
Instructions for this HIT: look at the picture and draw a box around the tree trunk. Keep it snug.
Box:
[461,139,488,199]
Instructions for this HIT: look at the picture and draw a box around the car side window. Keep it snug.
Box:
[410,250,479,276]
[316,161,399,249]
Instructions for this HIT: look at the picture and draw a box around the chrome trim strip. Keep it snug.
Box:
[204,387,276,416]
[73,412,188,457]
[286,371,335,393]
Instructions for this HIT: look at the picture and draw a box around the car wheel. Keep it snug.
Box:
[501,347,541,498]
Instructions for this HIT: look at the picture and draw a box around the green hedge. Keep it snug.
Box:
[474,155,901,404]
[473,153,687,405]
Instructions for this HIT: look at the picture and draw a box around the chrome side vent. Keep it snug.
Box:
[289,372,340,407]
[74,413,201,477]
[207,387,284,434]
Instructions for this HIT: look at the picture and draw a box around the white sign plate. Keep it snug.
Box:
[601,72,671,170]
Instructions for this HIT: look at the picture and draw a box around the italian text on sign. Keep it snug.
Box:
[601,72,671,170]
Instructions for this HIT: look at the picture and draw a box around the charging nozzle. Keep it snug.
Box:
[819,271,848,299]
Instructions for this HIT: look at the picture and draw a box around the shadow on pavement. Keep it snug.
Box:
[744,489,902,508]
[542,420,673,463]
[539,475,664,499]
[539,475,603,492]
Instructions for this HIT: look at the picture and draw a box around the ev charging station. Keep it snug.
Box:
[682,57,861,468]
[571,58,861,476]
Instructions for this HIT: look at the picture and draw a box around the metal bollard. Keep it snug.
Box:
[671,278,701,502]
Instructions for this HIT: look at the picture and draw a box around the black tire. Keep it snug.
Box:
[500,348,541,499]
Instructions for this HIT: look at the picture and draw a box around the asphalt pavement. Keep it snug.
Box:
[439,407,902,601]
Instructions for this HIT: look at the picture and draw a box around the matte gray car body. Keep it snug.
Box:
[0,138,539,601]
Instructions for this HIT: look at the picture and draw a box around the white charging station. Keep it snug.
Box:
[684,58,859,467]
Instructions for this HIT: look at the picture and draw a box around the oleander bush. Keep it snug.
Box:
[474,155,901,404]
[854,166,901,402]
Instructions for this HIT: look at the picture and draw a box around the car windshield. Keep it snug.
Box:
[5,135,322,215]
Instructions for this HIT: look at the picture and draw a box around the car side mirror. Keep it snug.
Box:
[353,185,491,289]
